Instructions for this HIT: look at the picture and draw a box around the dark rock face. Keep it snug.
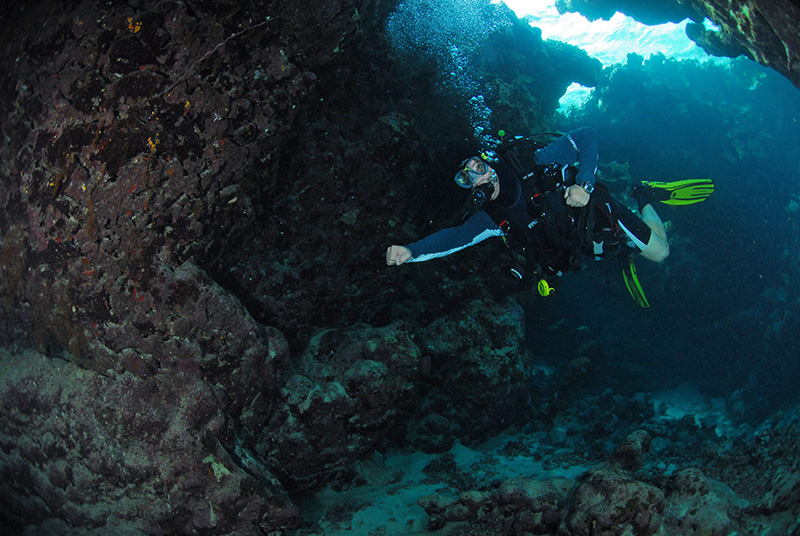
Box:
[0,0,374,370]
[685,0,800,88]
[477,18,604,134]
[556,0,800,90]
[0,0,402,532]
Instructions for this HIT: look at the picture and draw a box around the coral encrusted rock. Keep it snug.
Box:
[411,298,529,445]
[662,468,746,536]
[0,349,298,535]
[566,468,665,536]
[0,0,401,532]
[265,323,421,493]
[418,477,571,532]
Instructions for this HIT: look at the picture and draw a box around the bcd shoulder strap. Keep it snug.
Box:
[491,135,553,179]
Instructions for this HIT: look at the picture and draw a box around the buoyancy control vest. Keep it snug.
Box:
[480,135,598,276]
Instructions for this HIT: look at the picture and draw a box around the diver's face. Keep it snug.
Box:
[466,159,500,200]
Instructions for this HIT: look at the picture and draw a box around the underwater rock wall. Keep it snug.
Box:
[1,0,572,531]
[265,323,423,494]
[557,0,800,90]
[204,0,605,353]
[684,0,800,88]
[5,0,799,533]
[0,348,298,534]
[409,299,530,449]
[0,0,384,379]
[0,0,402,533]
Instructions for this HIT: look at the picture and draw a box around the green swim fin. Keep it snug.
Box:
[639,179,715,206]
[622,256,650,308]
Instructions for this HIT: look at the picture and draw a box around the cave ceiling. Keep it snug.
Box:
[556,0,800,90]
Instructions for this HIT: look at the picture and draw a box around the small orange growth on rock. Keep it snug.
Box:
[127,17,142,33]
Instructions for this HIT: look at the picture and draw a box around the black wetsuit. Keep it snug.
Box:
[406,127,652,272]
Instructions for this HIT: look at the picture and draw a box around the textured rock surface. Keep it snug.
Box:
[566,468,665,536]
[610,429,651,471]
[409,298,529,449]
[409,401,800,536]
[420,477,571,532]
[0,0,380,368]
[0,349,298,535]
[662,468,744,536]
[0,0,402,533]
[686,0,800,88]
[557,0,800,90]
[264,323,422,494]
[413,435,747,535]
[704,413,800,534]
[3,0,800,533]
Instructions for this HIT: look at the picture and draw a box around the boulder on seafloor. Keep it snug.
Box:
[610,429,652,471]
[265,323,421,494]
[409,298,529,448]
[565,468,665,536]
[662,467,746,536]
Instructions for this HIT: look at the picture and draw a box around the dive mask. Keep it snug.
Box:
[454,157,489,188]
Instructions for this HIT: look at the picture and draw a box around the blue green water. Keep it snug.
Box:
[387,0,800,418]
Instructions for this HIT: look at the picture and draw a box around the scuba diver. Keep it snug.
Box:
[384,127,714,307]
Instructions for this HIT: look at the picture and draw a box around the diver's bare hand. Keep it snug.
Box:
[386,245,412,266]
[564,184,590,207]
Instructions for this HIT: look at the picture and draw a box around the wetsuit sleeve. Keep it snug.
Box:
[405,210,503,263]
[534,126,599,185]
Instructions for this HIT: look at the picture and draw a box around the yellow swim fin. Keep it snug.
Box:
[641,179,715,206]
[622,256,649,308]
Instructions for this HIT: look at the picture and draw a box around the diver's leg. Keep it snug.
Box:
[638,204,669,262]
